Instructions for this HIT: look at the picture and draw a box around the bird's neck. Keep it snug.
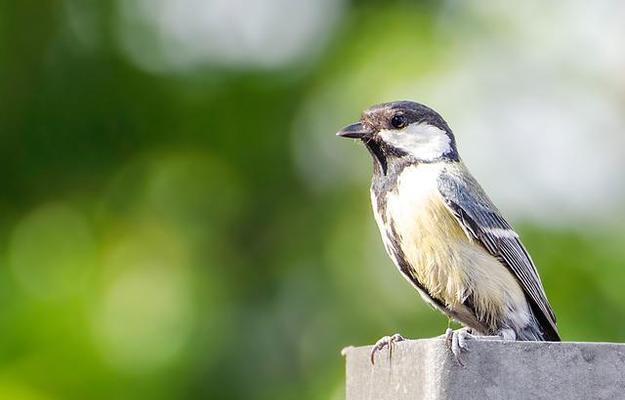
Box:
[371,158,414,199]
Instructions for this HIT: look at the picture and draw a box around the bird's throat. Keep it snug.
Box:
[364,138,392,176]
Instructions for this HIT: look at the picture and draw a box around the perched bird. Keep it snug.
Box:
[336,100,559,363]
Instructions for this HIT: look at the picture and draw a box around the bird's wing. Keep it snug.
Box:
[437,165,559,339]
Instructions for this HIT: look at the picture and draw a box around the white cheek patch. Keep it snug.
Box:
[378,122,452,161]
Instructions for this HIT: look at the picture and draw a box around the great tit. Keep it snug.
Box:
[337,100,559,364]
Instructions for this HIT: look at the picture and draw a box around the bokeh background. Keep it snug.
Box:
[2,0,625,399]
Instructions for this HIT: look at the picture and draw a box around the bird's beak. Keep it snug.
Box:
[336,122,373,139]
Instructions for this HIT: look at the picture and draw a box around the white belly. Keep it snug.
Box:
[371,163,530,333]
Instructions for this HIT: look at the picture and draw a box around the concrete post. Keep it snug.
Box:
[343,338,625,400]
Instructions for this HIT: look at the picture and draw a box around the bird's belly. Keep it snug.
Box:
[371,164,529,332]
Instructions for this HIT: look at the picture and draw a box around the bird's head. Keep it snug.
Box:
[336,101,458,174]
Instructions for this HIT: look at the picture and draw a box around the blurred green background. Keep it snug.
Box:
[2,0,625,399]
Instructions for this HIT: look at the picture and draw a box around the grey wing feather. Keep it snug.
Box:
[437,166,559,338]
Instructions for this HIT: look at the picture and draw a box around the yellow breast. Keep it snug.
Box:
[373,163,528,332]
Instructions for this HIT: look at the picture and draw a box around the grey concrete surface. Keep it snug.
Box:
[343,337,625,400]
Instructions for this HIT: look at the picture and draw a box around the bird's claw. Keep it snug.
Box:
[370,333,405,365]
[444,328,472,366]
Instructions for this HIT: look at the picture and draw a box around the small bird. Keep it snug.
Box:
[337,100,559,363]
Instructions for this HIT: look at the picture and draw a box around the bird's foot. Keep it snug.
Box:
[370,333,405,365]
[444,327,473,366]
[443,328,513,366]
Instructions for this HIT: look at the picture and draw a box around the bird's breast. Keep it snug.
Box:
[373,164,469,300]
[371,163,526,331]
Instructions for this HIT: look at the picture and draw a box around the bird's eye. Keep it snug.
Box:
[390,114,407,129]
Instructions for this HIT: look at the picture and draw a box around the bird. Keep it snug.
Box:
[336,100,560,364]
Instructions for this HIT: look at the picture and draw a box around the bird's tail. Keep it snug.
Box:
[517,305,561,342]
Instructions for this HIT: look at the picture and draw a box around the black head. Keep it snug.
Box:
[337,101,459,174]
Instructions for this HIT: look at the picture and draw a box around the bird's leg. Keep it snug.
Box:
[370,333,405,365]
[443,327,517,366]
[444,327,473,366]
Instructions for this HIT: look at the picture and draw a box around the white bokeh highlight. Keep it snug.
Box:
[116,0,344,72]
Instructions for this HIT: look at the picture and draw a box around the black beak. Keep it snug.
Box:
[336,122,372,139]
